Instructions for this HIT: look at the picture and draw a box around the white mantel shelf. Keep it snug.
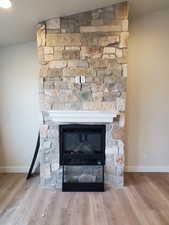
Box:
[46,111,116,123]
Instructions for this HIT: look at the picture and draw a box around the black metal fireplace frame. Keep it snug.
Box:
[59,124,106,192]
[59,124,106,166]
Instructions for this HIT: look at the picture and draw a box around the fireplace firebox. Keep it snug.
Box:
[59,124,106,192]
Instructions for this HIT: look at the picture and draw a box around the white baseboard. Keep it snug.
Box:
[0,166,169,173]
[0,166,29,173]
[125,166,169,172]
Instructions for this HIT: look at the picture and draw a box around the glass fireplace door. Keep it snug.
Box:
[59,124,105,165]
[63,165,104,192]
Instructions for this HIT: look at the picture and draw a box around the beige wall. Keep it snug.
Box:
[0,41,40,172]
[0,8,169,172]
[127,8,169,171]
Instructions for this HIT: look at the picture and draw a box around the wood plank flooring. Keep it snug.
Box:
[0,173,169,225]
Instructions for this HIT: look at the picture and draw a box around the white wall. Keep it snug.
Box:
[0,8,169,172]
[127,8,169,171]
[0,41,40,172]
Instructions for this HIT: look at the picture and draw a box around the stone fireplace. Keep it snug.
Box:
[37,1,128,190]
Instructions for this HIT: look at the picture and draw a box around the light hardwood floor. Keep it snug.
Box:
[0,173,169,225]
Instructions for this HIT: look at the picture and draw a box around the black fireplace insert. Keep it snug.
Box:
[59,124,106,192]
[59,124,106,165]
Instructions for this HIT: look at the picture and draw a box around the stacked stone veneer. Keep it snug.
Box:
[38,2,128,189]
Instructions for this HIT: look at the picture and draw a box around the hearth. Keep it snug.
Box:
[59,124,105,192]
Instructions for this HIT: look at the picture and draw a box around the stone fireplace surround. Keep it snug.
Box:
[38,2,128,189]
[40,111,125,189]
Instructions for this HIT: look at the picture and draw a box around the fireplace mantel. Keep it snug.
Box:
[45,111,116,123]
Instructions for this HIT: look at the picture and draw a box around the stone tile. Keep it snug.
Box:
[123,48,128,58]
[68,60,88,68]
[91,19,104,26]
[65,46,80,51]
[81,33,99,46]
[103,47,115,54]
[46,34,81,46]
[44,89,58,97]
[80,47,103,59]
[116,48,123,58]
[82,101,117,111]
[90,58,114,68]
[79,90,92,101]
[102,9,116,25]
[80,25,121,33]
[122,64,128,77]
[113,77,127,92]
[119,113,125,127]
[102,54,115,59]
[40,65,48,77]
[63,67,90,76]
[62,50,80,60]
[116,57,127,64]
[51,161,59,171]
[40,125,48,138]
[119,32,129,48]
[44,54,54,62]
[115,2,128,20]
[122,20,128,31]
[46,18,60,30]
[53,47,63,60]
[61,16,80,33]
[92,91,103,101]
[37,23,46,47]
[98,35,119,46]
[48,68,62,77]
[85,76,93,83]
[54,47,64,51]
[61,12,92,33]
[116,95,126,112]
[49,60,67,69]
[41,163,51,179]
[44,47,54,55]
